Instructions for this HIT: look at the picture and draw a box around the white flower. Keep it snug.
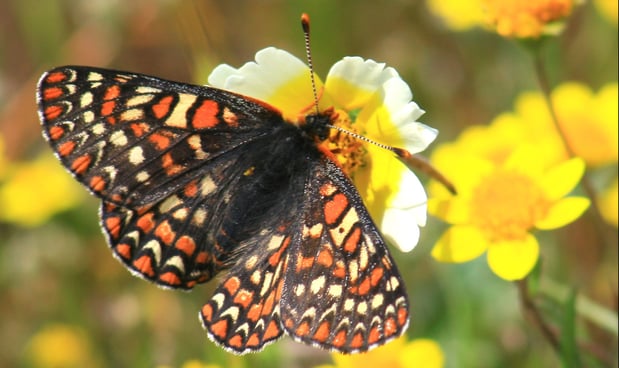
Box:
[209,47,437,252]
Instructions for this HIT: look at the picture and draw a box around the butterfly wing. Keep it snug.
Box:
[37,66,295,288]
[200,158,409,354]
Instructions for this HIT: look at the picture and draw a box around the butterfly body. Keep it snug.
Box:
[37,65,409,354]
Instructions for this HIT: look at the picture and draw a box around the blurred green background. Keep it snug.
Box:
[0,1,616,367]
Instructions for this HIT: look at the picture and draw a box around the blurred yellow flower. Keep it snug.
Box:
[317,335,444,368]
[426,0,576,38]
[24,324,99,368]
[426,0,487,31]
[428,118,590,280]
[0,135,6,179]
[495,82,618,167]
[0,153,84,226]
[595,0,618,25]
[599,177,618,227]
[158,360,222,368]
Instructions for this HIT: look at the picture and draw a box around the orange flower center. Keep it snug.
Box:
[482,0,573,37]
[321,108,367,176]
[469,169,550,241]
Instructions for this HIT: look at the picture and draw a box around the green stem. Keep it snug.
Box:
[541,277,618,336]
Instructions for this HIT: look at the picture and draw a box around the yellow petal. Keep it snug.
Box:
[428,197,470,224]
[487,234,539,281]
[431,225,488,263]
[539,158,585,200]
[535,196,590,230]
[399,339,445,368]
[598,177,618,227]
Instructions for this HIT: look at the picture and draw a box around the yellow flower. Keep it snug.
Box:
[426,0,575,38]
[599,177,618,227]
[0,153,84,226]
[24,324,99,368]
[595,0,618,25]
[504,82,618,168]
[317,335,444,368]
[209,47,438,252]
[429,119,590,281]
[426,0,488,31]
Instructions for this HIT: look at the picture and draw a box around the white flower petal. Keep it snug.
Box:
[382,208,421,252]
[327,57,392,92]
[207,47,308,101]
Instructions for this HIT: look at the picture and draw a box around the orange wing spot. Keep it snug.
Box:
[130,122,149,137]
[324,193,348,225]
[103,85,121,100]
[370,267,384,287]
[45,71,67,83]
[317,247,334,267]
[284,318,294,329]
[136,212,155,233]
[343,227,361,253]
[44,105,63,120]
[350,332,364,349]
[101,100,116,116]
[296,255,314,272]
[296,321,310,337]
[71,154,92,175]
[333,261,346,278]
[162,153,184,176]
[233,289,254,309]
[154,220,176,245]
[148,132,171,150]
[114,243,132,260]
[247,304,262,322]
[268,236,290,267]
[313,321,331,343]
[89,176,106,192]
[397,306,408,327]
[261,291,276,316]
[368,326,381,345]
[105,217,120,239]
[246,333,261,348]
[263,320,281,340]
[384,317,397,337]
[43,86,63,100]
[210,320,229,339]
[201,304,213,321]
[228,335,243,349]
[195,251,210,264]
[57,141,75,157]
[152,95,174,119]
[133,255,155,277]
[192,100,220,129]
[184,180,198,197]
[106,116,117,125]
[159,272,181,286]
[48,126,65,141]
[175,236,196,256]
[223,276,241,295]
[332,330,347,348]
[354,277,372,296]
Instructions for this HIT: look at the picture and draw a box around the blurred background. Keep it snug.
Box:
[0,0,616,367]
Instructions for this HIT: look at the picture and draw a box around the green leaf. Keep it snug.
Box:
[560,289,582,368]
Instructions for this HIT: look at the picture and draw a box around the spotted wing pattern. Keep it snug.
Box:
[200,159,409,354]
[37,65,411,354]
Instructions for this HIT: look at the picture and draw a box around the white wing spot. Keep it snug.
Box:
[129,146,145,165]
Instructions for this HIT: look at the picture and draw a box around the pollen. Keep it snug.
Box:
[470,169,550,241]
[321,109,366,176]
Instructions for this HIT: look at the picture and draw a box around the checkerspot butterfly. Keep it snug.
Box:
[36,17,415,355]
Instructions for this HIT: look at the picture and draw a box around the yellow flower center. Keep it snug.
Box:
[320,108,367,177]
[482,0,573,37]
[469,169,550,241]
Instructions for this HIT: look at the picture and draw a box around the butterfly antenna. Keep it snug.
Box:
[301,13,320,115]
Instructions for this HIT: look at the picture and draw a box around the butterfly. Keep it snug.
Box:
[36,62,410,354]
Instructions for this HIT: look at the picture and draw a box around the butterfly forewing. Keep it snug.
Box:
[37,65,412,354]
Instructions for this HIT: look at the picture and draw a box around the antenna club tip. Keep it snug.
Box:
[301,13,310,32]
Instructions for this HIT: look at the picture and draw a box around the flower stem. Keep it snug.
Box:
[517,278,561,353]
[532,49,618,249]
